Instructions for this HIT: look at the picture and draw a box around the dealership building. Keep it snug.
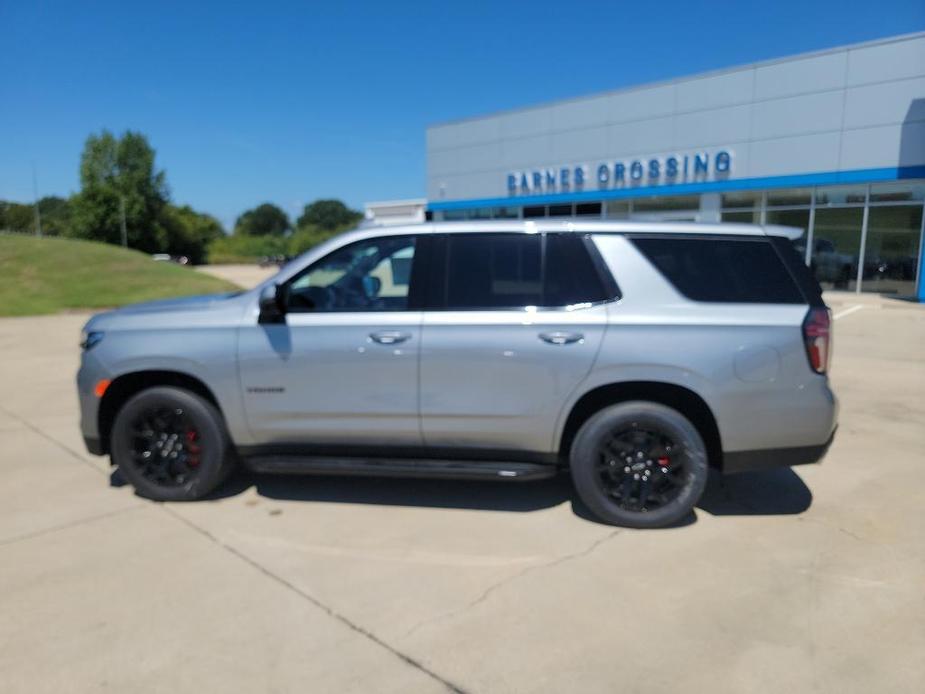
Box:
[419,32,925,299]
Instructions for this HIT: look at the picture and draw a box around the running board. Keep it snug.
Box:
[242,455,558,481]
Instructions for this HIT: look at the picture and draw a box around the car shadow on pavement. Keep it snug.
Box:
[697,468,813,516]
[147,464,812,526]
[234,472,574,513]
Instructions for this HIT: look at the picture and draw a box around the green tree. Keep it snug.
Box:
[233,203,290,236]
[0,201,36,233]
[0,197,71,235]
[36,196,72,236]
[159,205,225,264]
[296,199,362,231]
[70,130,169,251]
[287,225,340,256]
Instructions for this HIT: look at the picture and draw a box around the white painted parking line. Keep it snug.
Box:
[833,304,864,320]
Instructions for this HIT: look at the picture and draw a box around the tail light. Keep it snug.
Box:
[802,308,832,374]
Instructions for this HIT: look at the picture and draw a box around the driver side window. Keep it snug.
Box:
[285,236,416,312]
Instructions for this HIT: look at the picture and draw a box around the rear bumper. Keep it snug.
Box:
[723,426,837,474]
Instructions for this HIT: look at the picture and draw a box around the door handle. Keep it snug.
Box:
[539,331,584,345]
[369,331,412,345]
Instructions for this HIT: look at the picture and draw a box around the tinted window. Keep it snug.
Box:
[545,234,612,306]
[285,236,416,312]
[445,234,543,309]
[440,233,613,309]
[631,237,804,304]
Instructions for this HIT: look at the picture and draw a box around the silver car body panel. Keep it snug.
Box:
[577,236,836,453]
[420,303,608,452]
[78,220,836,464]
[238,310,424,445]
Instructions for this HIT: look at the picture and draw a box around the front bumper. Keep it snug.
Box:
[76,352,109,456]
[83,436,104,456]
[722,426,837,474]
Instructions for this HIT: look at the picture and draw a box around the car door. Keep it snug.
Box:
[419,232,612,454]
[238,233,425,446]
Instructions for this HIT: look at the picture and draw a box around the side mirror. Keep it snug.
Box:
[258,284,285,323]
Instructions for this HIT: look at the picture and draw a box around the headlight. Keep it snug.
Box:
[80,330,104,351]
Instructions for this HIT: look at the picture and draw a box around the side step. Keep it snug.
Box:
[242,455,558,481]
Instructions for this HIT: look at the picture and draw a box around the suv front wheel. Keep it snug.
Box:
[570,401,709,528]
[110,386,233,502]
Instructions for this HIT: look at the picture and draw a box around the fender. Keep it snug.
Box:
[552,364,725,458]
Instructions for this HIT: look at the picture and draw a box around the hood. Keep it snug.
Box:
[112,291,243,315]
[82,291,248,333]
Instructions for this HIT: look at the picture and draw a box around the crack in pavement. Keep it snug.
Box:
[2,403,467,692]
[0,404,102,474]
[162,505,469,694]
[0,504,142,547]
[796,515,868,543]
[402,528,622,639]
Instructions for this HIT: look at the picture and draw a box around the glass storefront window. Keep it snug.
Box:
[548,204,572,217]
[811,208,864,290]
[721,210,760,224]
[575,202,602,216]
[605,200,630,219]
[861,206,924,296]
[492,207,519,219]
[523,206,546,218]
[766,208,811,259]
[469,208,492,220]
[869,182,925,204]
[633,195,700,212]
[443,209,466,221]
[721,191,761,210]
[815,185,867,206]
[767,188,812,207]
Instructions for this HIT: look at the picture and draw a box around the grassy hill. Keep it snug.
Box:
[0,233,240,316]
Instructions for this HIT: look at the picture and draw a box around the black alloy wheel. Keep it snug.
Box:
[128,406,204,488]
[570,401,709,528]
[111,386,232,501]
[596,427,686,512]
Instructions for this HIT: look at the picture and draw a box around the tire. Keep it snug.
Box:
[110,386,234,502]
[570,401,709,528]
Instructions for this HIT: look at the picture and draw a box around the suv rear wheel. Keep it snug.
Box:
[110,386,233,501]
[570,401,709,528]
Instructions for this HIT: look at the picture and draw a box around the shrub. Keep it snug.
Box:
[207,234,288,264]
[287,226,341,256]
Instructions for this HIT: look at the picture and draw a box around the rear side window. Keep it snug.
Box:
[544,234,614,306]
[436,233,615,310]
[631,236,804,304]
[445,234,543,309]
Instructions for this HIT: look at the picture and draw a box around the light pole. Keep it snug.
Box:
[119,196,128,248]
[32,163,42,238]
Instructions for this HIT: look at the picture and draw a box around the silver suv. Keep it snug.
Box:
[77,221,838,528]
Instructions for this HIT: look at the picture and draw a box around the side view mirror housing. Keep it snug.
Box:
[258,284,285,323]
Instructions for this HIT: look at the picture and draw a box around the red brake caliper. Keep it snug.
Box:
[186,429,201,467]
[657,456,670,467]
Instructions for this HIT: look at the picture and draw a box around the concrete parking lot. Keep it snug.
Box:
[1,283,923,693]
[196,263,278,289]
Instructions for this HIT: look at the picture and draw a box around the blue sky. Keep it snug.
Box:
[1,1,923,229]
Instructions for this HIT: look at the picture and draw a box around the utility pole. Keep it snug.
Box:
[119,196,128,248]
[32,163,42,238]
